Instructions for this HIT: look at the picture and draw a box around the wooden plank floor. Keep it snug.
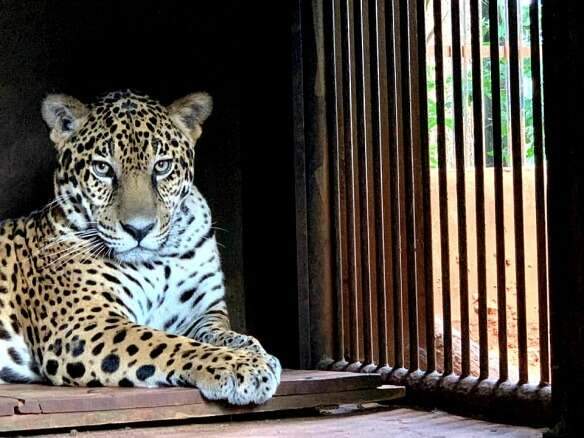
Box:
[35,406,545,437]
[0,370,404,434]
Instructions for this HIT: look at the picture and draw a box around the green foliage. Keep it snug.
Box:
[425,0,541,169]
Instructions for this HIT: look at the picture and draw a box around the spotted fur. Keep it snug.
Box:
[0,90,281,405]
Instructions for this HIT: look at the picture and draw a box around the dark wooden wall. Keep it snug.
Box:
[241,2,301,368]
[0,0,301,366]
[543,2,584,436]
[0,0,246,327]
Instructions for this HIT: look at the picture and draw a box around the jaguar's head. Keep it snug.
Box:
[42,90,212,262]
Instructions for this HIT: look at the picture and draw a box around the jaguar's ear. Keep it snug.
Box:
[167,92,213,143]
[41,94,89,147]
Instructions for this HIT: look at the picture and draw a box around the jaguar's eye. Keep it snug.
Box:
[153,159,173,177]
[91,161,115,178]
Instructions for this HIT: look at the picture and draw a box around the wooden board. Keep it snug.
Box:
[0,370,404,433]
[0,399,18,417]
[40,407,545,438]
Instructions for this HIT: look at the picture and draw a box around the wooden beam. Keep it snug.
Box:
[0,370,404,433]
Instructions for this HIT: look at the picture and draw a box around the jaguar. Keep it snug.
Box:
[0,90,281,405]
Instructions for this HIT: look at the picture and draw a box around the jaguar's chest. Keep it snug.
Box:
[110,258,201,332]
[102,243,223,336]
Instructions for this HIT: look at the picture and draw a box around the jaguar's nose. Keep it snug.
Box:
[120,220,156,243]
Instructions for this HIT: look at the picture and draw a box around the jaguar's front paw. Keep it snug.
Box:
[191,349,281,405]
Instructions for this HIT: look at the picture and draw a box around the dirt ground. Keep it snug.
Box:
[428,168,547,383]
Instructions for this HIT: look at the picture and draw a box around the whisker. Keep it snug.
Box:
[45,229,98,244]
[45,240,95,261]
[43,240,97,268]
[94,244,108,261]
[38,230,99,253]
[86,239,108,262]
[36,194,75,214]
[78,242,103,264]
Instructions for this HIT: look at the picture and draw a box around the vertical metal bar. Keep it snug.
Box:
[400,0,419,371]
[408,0,426,372]
[470,0,488,380]
[305,0,336,365]
[433,0,452,376]
[412,0,435,373]
[354,0,377,366]
[388,0,407,369]
[291,0,312,369]
[371,0,393,368]
[489,0,509,382]
[451,0,470,377]
[340,0,363,364]
[326,0,349,363]
[507,0,529,385]
[529,0,549,385]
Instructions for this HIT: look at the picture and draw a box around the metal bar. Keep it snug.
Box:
[470,0,488,380]
[387,0,405,369]
[412,0,434,373]
[489,0,508,382]
[291,0,312,369]
[408,0,426,372]
[305,0,337,365]
[507,0,529,385]
[326,0,349,363]
[354,0,377,366]
[400,0,419,371]
[340,0,364,364]
[451,0,470,377]
[529,0,549,385]
[432,0,452,376]
[371,0,393,368]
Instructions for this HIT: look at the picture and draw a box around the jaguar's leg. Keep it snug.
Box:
[183,303,282,384]
[0,316,43,383]
[38,314,279,405]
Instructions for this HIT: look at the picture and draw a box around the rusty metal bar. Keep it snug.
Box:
[325,0,350,364]
[302,0,337,366]
[291,0,312,369]
[489,0,509,382]
[388,0,406,370]
[354,0,377,366]
[529,0,549,385]
[340,0,363,364]
[371,0,393,368]
[432,0,452,376]
[507,0,529,385]
[408,0,426,371]
[407,0,425,372]
[470,0,488,380]
[398,0,419,372]
[379,0,400,370]
[412,0,435,373]
[451,0,470,377]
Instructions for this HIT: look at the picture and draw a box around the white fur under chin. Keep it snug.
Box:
[114,247,158,263]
